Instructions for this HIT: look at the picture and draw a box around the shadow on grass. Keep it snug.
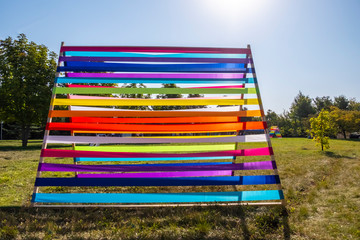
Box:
[0,145,42,151]
[282,206,291,240]
[0,144,66,152]
[324,151,354,159]
[339,138,360,142]
[0,205,291,239]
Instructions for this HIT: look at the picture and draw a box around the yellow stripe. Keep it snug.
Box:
[52,98,259,106]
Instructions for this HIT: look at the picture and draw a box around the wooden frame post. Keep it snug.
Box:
[247,44,286,206]
[31,42,64,207]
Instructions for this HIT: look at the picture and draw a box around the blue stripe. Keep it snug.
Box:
[58,62,250,73]
[35,175,280,187]
[64,51,247,58]
[55,77,255,84]
[32,190,283,203]
[75,157,234,162]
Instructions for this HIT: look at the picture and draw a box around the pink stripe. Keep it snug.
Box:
[68,84,115,88]
[78,171,232,178]
[41,147,273,158]
[68,84,244,89]
[68,95,241,100]
[68,95,116,100]
[190,85,244,89]
[67,73,245,79]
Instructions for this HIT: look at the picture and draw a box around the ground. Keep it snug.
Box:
[0,138,359,239]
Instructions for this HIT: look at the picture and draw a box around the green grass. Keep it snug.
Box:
[0,138,359,239]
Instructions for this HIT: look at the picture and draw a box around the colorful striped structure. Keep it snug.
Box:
[31,44,284,207]
[269,126,282,138]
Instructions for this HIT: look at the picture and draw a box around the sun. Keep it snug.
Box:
[201,0,267,21]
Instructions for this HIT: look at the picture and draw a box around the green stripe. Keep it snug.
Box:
[74,144,235,152]
[54,87,257,95]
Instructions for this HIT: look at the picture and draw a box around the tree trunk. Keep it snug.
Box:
[21,125,30,147]
[342,130,347,139]
[321,143,324,151]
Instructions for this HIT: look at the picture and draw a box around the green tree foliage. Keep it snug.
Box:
[266,95,360,138]
[309,110,335,151]
[265,110,280,127]
[334,95,350,110]
[289,92,316,136]
[0,34,57,147]
[265,110,296,137]
[330,106,360,139]
[290,91,316,119]
[348,98,360,111]
[313,96,333,113]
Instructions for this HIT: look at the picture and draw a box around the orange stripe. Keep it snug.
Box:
[71,116,238,124]
[49,110,263,118]
[47,122,266,133]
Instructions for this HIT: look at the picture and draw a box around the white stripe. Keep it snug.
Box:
[45,134,267,144]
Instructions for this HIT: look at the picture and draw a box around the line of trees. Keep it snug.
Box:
[266,92,360,139]
[0,34,57,146]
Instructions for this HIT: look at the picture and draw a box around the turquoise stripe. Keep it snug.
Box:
[75,156,234,162]
[32,190,283,203]
[65,51,247,58]
[55,77,255,84]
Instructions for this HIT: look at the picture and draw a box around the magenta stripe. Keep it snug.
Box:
[67,73,245,79]
[61,46,251,54]
[68,84,114,88]
[68,84,244,89]
[77,171,232,178]
[41,147,273,158]
[191,85,244,89]
[38,161,276,172]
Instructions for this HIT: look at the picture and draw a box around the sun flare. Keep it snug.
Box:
[201,0,266,21]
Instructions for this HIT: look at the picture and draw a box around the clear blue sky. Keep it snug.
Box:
[1,0,359,113]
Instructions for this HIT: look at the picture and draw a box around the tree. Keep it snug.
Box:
[289,91,316,136]
[265,110,280,127]
[0,34,57,147]
[290,91,316,119]
[348,98,360,111]
[334,95,350,110]
[308,110,335,151]
[330,106,360,139]
[313,96,333,113]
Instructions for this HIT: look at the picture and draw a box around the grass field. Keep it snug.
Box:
[0,138,359,239]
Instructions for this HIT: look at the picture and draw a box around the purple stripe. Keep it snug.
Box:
[59,56,252,64]
[66,72,245,79]
[77,171,232,178]
[38,161,276,172]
